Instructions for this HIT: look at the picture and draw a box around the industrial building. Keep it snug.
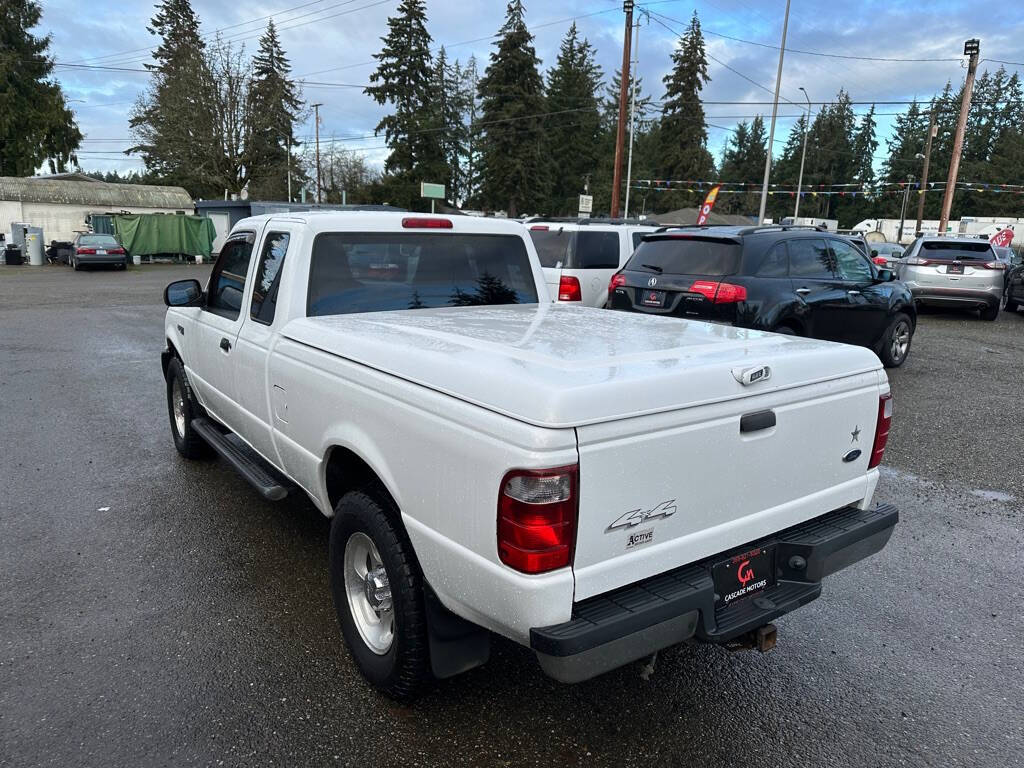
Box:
[1,174,193,244]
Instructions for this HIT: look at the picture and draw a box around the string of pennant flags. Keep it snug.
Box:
[631,179,1024,197]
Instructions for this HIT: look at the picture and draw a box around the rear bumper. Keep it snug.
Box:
[904,281,1001,308]
[530,502,898,682]
[75,254,128,265]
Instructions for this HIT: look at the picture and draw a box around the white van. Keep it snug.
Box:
[527,220,660,307]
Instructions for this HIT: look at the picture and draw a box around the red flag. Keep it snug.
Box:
[696,185,721,226]
[990,228,1014,247]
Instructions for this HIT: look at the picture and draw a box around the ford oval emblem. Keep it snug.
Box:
[843,449,862,463]
[648,276,658,287]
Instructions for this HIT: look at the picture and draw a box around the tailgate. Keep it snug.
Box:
[572,370,882,600]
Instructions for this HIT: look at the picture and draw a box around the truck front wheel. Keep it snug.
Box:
[165,357,211,459]
[329,488,430,701]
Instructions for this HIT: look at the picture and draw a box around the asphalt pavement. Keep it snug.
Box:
[2,265,1022,767]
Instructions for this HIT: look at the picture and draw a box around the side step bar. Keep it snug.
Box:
[191,418,292,501]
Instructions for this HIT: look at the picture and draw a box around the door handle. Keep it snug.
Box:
[219,337,232,352]
[847,290,861,295]
[795,288,811,295]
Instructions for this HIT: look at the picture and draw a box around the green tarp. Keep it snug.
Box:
[112,214,216,257]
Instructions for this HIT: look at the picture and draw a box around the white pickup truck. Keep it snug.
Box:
[162,211,898,700]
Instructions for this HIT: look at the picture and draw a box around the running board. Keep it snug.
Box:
[191,418,291,501]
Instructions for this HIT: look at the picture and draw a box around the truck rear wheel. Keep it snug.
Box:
[329,487,430,701]
[165,357,211,459]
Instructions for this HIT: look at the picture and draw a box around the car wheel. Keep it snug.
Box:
[165,357,211,459]
[980,303,1000,321]
[329,487,430,702]
[72,258,79,271]
[1005,296,1019,313]
[879,312,913,368]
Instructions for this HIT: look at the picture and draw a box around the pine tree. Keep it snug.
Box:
[476,0,547,216]
[129,0,218,196]
[458,56,482,206]
[659,12,714,188]
[364,0,439,207]
[0,0,82,175]
[428,47,463,203]
[544,23,603,214]
[248,20,303,201]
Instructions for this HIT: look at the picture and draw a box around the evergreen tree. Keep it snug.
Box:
[0,0,82,175]
[458,56,482,206]
[659,11,714,195]
[428,47,463,203]
[476,0,547,216]
[884,99,926,184]
[844,105,878,222]
[364,0,439,208]
[248,20,303,201]
[129,0,218,196]
[544,23,603,215]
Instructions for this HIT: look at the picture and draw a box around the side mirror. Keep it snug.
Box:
[876,268,894,282]
[164,279,202,307]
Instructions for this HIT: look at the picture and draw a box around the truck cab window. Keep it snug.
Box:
[207,237,254,319]
[251,232,290,324]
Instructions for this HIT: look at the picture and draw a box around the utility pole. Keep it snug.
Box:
[623,12,642,219]
[915,109,937,236]
[287,123,293,203]
[757,0,792,225]
[897,174,915,244]
[312,102,323,204]
[794,86,810,219]
[610,0,634,219]
[939,39,980,234]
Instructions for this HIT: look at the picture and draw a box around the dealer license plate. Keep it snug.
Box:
[640,289,666,307]
[946,262,964,274]
[713,545,776,607]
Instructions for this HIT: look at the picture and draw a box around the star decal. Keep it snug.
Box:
[851,426,861,443]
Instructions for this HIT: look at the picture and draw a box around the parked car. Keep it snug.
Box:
[526,219,659,307]
[869,242,905,268]
[895,237,1005,320]
[1005,262,1024,314]
[70,233,128,270]
[608,225,917,367]
[162,212,898,700]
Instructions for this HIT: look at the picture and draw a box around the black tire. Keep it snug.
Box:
[980,303,1000,321]
[165,357,211,459]
[1004,296,1019,313]
[72,258,79,271]
[878,312,913,368]
[329,488,430,702]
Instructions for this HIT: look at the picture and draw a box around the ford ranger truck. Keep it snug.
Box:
[161,212,898,701]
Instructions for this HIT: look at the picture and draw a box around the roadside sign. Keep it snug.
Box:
[578,194,593,214]
[696,185,721,226]
[420,182,445,200]
[990,228,1014,247]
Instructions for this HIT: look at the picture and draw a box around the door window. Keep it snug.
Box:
[788,238,835,279]
[756,243,788,277]
[831,239,874,282]
[250,232,290,324]
[206,237,254,319]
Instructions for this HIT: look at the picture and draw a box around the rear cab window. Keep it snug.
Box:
[627,237,741,276]
[307,233,539,317]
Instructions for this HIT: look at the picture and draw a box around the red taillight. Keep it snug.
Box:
[688,280,747,304]
[982,261,1006,270]
[872,256,888,266]
[905,257,930,266]
[558,275,582,302]
[76,247,97,254]
[608,272,627,297]
[497,465,578,574]
[109,247,125,255]
[401,217,452,229]
[868,393,893,469]
[530,224,549,231]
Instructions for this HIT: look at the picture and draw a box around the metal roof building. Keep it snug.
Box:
[1,175,193,244]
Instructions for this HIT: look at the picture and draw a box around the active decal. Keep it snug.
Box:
[626,529,654,549]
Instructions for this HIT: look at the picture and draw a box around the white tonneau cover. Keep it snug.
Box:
[282,304,882,429]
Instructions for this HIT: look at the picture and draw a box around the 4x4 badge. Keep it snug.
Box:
[607,500,677,531]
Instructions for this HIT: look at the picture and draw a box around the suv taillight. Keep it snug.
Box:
[608,272,626,298]
[981,261,1006,270]
[905,256,930,266]
[689,280,747,304]
[497,465,578,574]
[868,393,893,469]
[558,275,582,302]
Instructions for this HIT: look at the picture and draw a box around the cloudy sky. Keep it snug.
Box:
[38,0,1024,183]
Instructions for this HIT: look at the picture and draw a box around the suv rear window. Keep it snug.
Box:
[529,229,570,268]
[920,241,993,260]
[528,229,620,269]
[307,233,538,316]
[627,237,741,276]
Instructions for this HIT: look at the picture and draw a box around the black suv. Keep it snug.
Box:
[608,225,917,367]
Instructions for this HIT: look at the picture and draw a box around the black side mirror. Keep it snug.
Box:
[164,279,202,307]
[876,268,894,282]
